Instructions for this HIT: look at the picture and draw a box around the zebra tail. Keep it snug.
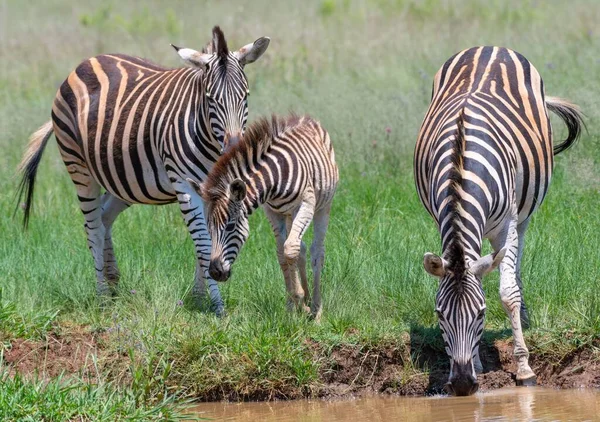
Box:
[545,96,585,155]
[15,121,54,229]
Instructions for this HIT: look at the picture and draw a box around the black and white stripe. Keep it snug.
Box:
[16,26,270,316]
[415,46,583,395]
[188,114,339,320]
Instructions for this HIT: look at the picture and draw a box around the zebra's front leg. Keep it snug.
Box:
[283,195,315,312]
[493,219,536,386]
[172,175,224,316]
[101,193,130,286]
[516,219,531,329]
[192,261,225,317]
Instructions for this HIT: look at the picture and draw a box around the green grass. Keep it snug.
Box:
[1,0,599,410]
[0,369,191,421]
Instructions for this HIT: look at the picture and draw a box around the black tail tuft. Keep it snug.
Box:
[546,96,586,155]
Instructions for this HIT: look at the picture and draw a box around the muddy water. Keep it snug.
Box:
[191,388,599,421]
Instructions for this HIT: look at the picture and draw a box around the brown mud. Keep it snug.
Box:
[2,328,598,401]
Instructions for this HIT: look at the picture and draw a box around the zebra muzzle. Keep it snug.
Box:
[209,259,231,282]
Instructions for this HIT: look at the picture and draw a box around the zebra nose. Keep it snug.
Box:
[448,361,479,396]
[209,260,230,282]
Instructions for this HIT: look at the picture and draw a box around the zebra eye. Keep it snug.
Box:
[225,220,236,232]
[478,309,486,319]
[436,311,445,322]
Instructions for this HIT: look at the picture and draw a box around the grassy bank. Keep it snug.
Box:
[1,0,599,411]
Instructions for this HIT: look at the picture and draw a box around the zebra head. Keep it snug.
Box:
[188,178,250,282]
[172,26,270,152]
[423,246,506,396]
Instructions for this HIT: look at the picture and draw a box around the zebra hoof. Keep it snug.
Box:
[214,306,226,318]
[516,375,537,387]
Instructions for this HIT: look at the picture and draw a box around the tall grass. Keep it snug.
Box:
[1,0,599,402]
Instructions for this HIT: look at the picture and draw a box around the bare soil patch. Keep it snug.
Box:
[2,328,117,382]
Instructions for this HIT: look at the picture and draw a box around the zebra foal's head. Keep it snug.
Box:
[172,26,270,152]
[423,244,506,396]
[188,177,250,282]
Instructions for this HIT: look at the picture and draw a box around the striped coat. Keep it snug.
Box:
[188,115,339,321]
[17,27,270,316]
[415,46,583,395]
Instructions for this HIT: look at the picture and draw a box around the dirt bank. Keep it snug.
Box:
[316,337,600,398]
[2,329,598,401]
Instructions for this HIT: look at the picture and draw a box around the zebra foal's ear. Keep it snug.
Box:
[470,247,506,277]
[186,178,207,199]
[423,253,447,278]
[229,179,247,202]
[233,36,270,66]
[171,44,212,69]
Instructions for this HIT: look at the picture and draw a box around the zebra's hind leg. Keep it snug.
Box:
[492,217,536,386]
[308,205,331,323]
[76,182,109,298]
[297,241,310,306]
[101,193,130,288]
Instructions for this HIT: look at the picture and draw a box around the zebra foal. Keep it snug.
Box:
[414,46,583,395]
[187,114,339,320]
[16,27,269,316]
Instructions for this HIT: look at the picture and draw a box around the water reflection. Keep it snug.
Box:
[191,387,599,421]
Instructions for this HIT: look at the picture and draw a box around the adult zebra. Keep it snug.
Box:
[16,26,270,316]
[414,46,583,395]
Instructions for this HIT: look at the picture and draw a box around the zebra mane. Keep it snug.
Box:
[204,114,309,199]
[446,111,467,281]
[202,26,229,60]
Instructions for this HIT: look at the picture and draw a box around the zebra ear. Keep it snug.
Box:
[186,178,207,199]
[470,247,506,277]
[423,253,447,278]
[171,44,212,69]
[233,37,270,66]
[230,179,247,202]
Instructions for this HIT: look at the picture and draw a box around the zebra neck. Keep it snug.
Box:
[189,72,219,151]
[441,212,484,264]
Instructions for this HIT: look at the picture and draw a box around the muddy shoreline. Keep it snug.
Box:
[3,330,599,402]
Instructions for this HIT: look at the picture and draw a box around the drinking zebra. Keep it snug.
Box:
[414,46,583,395]
[16,26,270,316]
[187,114,339,321]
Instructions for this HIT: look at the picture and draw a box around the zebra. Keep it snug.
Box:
[186,114,339,321]
[414,46,583,396]
[16,26,270,316]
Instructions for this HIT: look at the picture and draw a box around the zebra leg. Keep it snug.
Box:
[171,175,224,316]
[101,193,130,286]
[265,208,306,313]
[192,262,224,316]
[516,219,531,329]
[492,218,536,386]
[297,241,310,306]
[283,196,315,312]
[309,205,331,322]
[265,206,296,312]
[75,182,109,298]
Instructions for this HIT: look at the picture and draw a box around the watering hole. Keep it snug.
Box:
[191,387,599,421]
